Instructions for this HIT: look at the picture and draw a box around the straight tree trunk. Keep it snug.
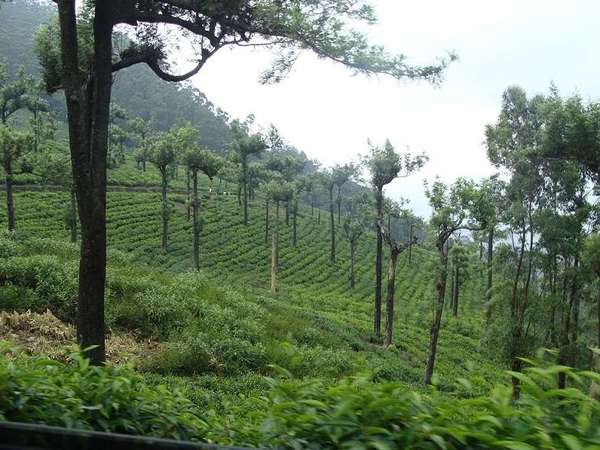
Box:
[186,169,191,221]
[264,198,269,245]
[408,223,414,264]
[374,187,384,337]
[285,202,289,226]
[142,159,146,172]
[337,186,342,224]
[318,208,321,225]
[383,250,399,347]
[57,0,113,365]
[424,244,448,385]
[191,171,200,271]
[242,159,248,225]
[160,168,169,251]
[69,188,77,243]
[5,169,15,232]
[485,227,494,322]
[270,229,279,294]
[329,186,335,263]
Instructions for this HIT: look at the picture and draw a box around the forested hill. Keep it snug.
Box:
[0,0,235,151]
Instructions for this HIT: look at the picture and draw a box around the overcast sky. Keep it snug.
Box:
[186,0,600,217]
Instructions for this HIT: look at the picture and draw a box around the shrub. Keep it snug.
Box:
[0,346,208,440]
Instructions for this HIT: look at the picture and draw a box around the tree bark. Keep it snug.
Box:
[285,202,289,226]
[597,283,600,349]
[57,0,113,365]
[374,187,383,337]
[160,167,169,251]
[191,171,199,271]
[329,186,335,263]
[337,186,342,225]
[424,243,448,385]
[383,250,399,347]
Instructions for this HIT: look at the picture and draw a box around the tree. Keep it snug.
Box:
[448,243,469,317]
[232,130,265,225]
[36,148,78,242]
[378,217,416,347]
[130,116,155,172]
[0,64,34,125]
[0,126,31,232]
[342,196,370,289]
[423,178,486,385]
[149,132,176,251]
[332,163,356,224]
[583,233,600,349]
[363,140,428,338]
[36,0,453,365]
[321,170,337,263]
[183,146,223,271]
[266,180,293,295]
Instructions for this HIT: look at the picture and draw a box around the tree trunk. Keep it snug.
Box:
[270,229,279,295]
[408,223,414,264]
[485,227,494,322]
[337,186,342,225]
[350,240,356,289]
[57,0,113,365]
[264,198,269,245]
[191,171,200,271]
[186,169,191,221]
[329,187,335,263]
[374,187,383,337]
[275,201,280,270]
[69,188,77,243]
[285,202,289,226]
[318,208,321,225]
[383,250,399,347]
[142,159,146,172]
[160,168,169,251]
[5,169,15,232]
[311,198,314,217]
[242,159,248,225]
[424,245,448,385]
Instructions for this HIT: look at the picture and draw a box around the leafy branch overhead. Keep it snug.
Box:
[37,0,455,91]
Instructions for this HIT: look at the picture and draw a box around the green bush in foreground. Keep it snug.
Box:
[262,359,600,450]
[0,346,208,440]
[2,346,600,449]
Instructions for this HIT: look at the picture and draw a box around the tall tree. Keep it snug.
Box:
[321,169,337,263]
[266,180,293,295]
[130,116,155,172]
[378,217,416,347]
[332,163,356,224]
[35,0,453,364]
[423,178,486,385]
[363,140,427,338]
[0,126,31,232]
[0,64,34,125]
[184,146,223,271]
[342,196,370,289]
[36,148,78,242]
[149,132,176,252]
[232,130,265,225]
[448,243,469,317]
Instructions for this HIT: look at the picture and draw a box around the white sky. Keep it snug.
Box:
[186,0,600,217]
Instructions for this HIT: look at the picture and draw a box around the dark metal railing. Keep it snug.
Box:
[0,421,255,450]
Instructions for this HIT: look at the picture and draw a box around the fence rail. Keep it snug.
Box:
[0,421,255,450]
